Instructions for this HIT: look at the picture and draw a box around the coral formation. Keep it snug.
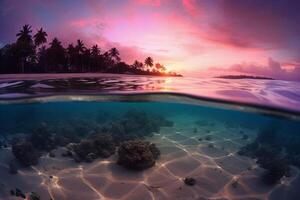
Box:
[12,139,40,167]
[103,109,173,143]
[117,140,160,170]
[12,188,26,199]
[30,124,55,151]
[68,133,116,162]
[9,110,170,166]
[238,128,293,184]
[29,192,41,200]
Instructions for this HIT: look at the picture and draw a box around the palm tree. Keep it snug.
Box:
[91,45,100,57]
[155,63,166,72]
[102,51,111,71]
[67,44,76,71]
[16,24,33,43]
[91,45,101,72]
[47,38,66,71]
[75,39,85,54]
[132,60,144,70]
[37,45,47,72]
[145,57,154,71]
[34,28,47,47]
[108,47,120,64]
[34,28,48,72]
[16,24,35,73]
[49,38,63,48]
[82,48,91,72]
[75,40,86,72]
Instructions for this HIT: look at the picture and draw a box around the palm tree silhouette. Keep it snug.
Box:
[132,60,144,70]
[34,28,47,47]
[75,40,85,72]
[49,38,63,48]
[76,40,85,54]
[37,45,48,72]
[34,28,48,72]
[47,38,66,71]
[91,45,100,57]
[145,57,154,71]
[66,44,77,71]
[16,24,35,72]
[0,24,181,76]
[155,63,166,72]
[91,45,101,72]
[108,47,120,65]
[83,48,91,72]
[16,24,33,43]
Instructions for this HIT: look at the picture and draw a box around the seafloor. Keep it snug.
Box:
[0,101,299,200]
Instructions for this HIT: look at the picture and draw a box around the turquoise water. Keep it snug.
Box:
[0,97,300,200]
[0,101,299,135]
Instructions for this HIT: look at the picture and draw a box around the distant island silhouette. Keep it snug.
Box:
[216,75,274,80]
[0,25,182,77]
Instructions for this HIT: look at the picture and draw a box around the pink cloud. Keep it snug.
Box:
[2,0,300,77]
[136,0,161,7]
[70,18,105,29]
[205,0,300,52]
[182,0,200,17]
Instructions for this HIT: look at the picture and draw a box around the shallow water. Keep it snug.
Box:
[0,74,300,200]
[0,99,299,200]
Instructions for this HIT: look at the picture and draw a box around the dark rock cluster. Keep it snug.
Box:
[10,124,52,167]
[117,140,160,170]
[12,139,40,167]
[30,124,55,151]
[67,133,116,162]
[46,120,89,146]
[184,177,196,186]
[10,188,26,199]
[238,127,299,184]
[103,109,173,143]
[29,192,41,200]
[10,109,169,168]
[10,123,83,167]
[10,188,40,200]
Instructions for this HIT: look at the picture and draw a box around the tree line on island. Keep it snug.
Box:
[0,25,181,76]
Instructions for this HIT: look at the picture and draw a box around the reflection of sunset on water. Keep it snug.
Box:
[1,74,299,114]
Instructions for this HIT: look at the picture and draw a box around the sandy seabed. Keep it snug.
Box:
[0,115,299,200]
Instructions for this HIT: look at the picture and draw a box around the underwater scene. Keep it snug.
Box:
[2,0,300,199]
[0,97,300,200]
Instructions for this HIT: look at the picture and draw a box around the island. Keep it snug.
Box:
[216,75,274,80]
[0,25,182,77]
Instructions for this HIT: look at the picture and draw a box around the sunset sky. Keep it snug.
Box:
[1,0,300,80]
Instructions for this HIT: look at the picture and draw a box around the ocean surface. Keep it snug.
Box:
[0,73,300,114]
[0,74,299,200]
